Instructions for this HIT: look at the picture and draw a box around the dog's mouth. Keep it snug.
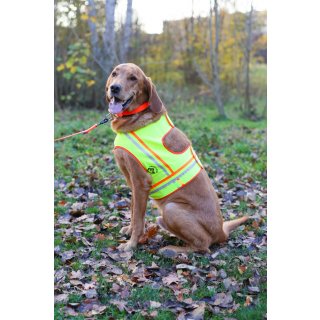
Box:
[108,95,134,115]
[111,96,122,103]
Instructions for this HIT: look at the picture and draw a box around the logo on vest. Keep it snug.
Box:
[147,166,158,175]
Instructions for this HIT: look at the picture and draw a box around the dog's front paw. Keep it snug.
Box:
[120,225,133,236]
[118,240,136,252]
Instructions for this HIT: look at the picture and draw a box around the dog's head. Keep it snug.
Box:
[106,63,163,115]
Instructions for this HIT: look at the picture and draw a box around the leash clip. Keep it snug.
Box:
[98,113,112,126]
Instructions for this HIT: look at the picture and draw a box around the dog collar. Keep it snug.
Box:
[117,102,150,117]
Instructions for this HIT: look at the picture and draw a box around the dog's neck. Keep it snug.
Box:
[111,107,166,133]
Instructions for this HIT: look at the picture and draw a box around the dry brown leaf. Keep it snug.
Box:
[110,299,127,311]
[138,225,159,244]
[95,233,106,241]
[61,250,75,263]
[244,295,253,307]
[187,302,205,320]
[63,306,78,316]
[54,293,68,304]
[70,202,86,217]
[176,264,197,271]
[213,292,233,307]
[238,265,247,274]
[162,272,180,285]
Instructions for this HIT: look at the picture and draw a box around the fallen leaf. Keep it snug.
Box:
[70,279,83,287]
[183,298,193,304]
[176,264,197,271]
[54,293,68,304]
[244,295,253,307]
[77,298,107,316]
[238,265,247,274]
[159,248,178,259]
[162,272,180,285]
[150,301,161,308]
[110,283,121,293]
[103,265,123,275]
[85,289,97,299]
[212,292,233,308]
[105,249,133,262]
[88,192,98,199]
[61,250,75,263]
[138,225,159,244]
[248,286,260,293]
[58,200,67,206]
[186,302,205,320]
[95,233,106,241]
[223,278,232,290]
[147,262,159,270]
[115,200,130,209]
[211,251,220,259]
[252,220,260,229]
[110,299,127,311]
[70,202,86,217]
[70,270,82,279]
[219,269,227,279]
[63,306,78,316]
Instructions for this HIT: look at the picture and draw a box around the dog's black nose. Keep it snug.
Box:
[110,84,121,94]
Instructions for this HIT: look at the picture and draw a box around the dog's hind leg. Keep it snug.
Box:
[157,203,212,253]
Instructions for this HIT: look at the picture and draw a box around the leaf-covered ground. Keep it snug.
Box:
[54,104,267,319]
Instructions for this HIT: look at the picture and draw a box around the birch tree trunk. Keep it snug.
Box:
[103,0,118,73]
[244,3,255,118]
[120,0,133,62]
[210,0,226,118]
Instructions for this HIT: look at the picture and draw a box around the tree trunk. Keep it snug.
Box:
[210,0,226,118]
[54,0,61,109]
[244,3,255,118]
[120,0,133,63]
[87,0,101,64]
[103,0,118,73]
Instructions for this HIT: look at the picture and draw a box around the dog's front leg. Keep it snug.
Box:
[114,149,152,251]
[118,186,149,251]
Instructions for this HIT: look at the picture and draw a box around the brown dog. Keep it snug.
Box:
[106,63,248,253]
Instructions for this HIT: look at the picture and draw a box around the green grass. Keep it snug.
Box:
[129,285,174,305]
[191,284,215,300]
[54,101,266,319]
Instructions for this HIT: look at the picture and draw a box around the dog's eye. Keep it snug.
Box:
[129,75,137,81]
[112,72,117,77]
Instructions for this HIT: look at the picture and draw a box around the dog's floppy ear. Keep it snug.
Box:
[105,75,111,103]
[105,73,113,103]
[144,77,163,113]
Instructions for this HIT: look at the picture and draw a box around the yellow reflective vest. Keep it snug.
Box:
[114,113,203,199]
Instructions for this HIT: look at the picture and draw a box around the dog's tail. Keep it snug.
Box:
[223,216,249,238]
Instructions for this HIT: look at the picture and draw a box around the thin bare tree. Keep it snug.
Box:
[192,0,226,118]
[87,0,101,64]
[243,2,255,118]
[54,0,61,109]
[120,0,133,62]
[103,0,118,73]
[210,0,225,118]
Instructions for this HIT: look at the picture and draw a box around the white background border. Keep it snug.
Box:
[1,0,320,319]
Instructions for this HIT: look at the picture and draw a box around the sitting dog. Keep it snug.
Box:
[106,63,248,253]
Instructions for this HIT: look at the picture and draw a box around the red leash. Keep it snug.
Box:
[54,115,111,142]
[54,102,150,142]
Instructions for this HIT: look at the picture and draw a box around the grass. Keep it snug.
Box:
[129,285,174,305]
[54,101,266,319]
